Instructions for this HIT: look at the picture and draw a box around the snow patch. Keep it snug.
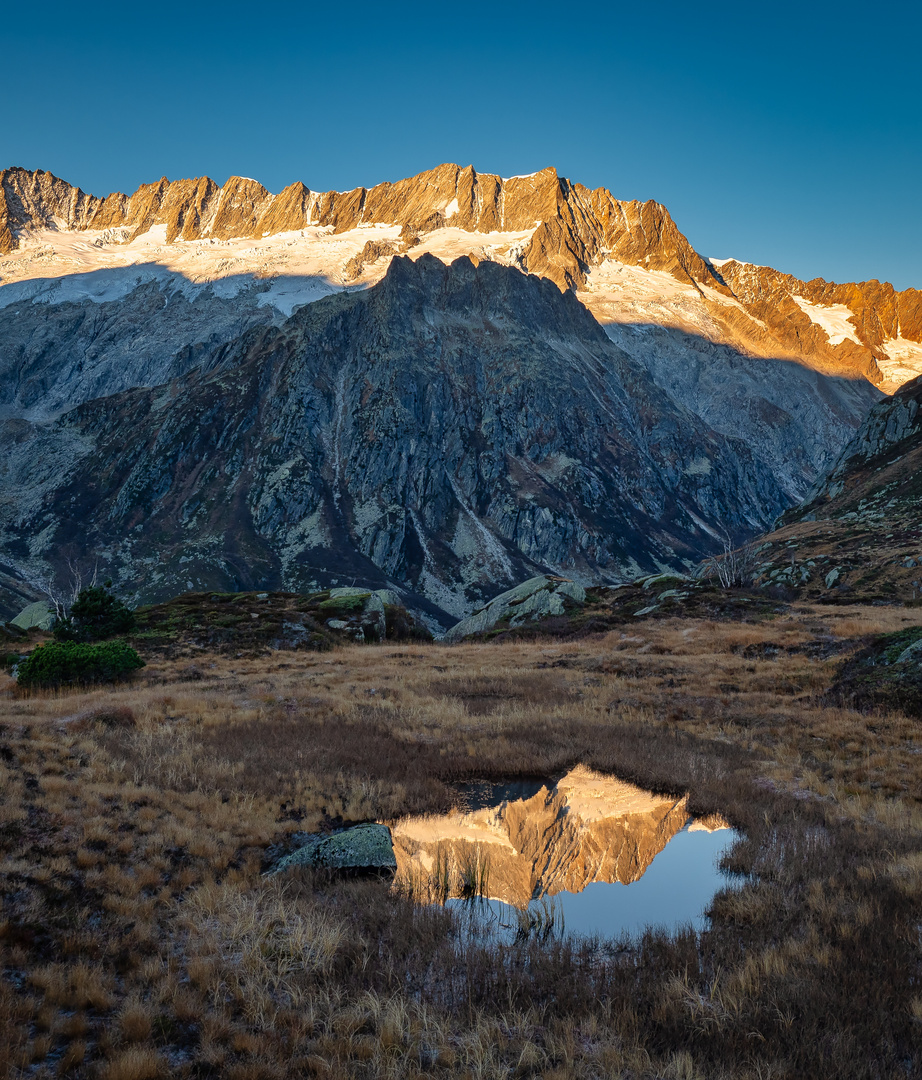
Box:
[685,507,724,541]
[792,295,862,347]
[580,259,765,337]
[128,224,168,247]
[877,335,922,392]
[408,226,537,267]
[0,224,403,312]
[443,197,459,218]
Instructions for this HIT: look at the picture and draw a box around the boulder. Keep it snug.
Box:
[327,587,372,601]
[896,638,922,665]
[271,823,397,876]
[10,601,55,631]
[321,588,388,642]
[444,575,586,642]
[362,592,387,643]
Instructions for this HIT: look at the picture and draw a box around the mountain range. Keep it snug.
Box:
[0,163,916,626]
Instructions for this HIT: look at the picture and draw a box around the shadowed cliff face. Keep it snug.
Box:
[391,766,692,907]
[0,256,795,623]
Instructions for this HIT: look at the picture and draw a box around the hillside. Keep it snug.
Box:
[752,373,922,602]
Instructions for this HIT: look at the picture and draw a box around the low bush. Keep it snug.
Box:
[16,640,145,689]
[53,584,136,643]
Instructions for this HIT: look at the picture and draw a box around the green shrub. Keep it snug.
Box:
[53,584,136,642]
[17,640,145,689]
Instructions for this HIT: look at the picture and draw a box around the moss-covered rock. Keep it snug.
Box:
[444,576,587,642]
[270,823,397,876]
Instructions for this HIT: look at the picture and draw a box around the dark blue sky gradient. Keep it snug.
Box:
[3,0,919,289]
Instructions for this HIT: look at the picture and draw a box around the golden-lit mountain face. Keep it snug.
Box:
[2,163,919,390]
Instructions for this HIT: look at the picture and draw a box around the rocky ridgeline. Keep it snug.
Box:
[3,163,920,387]
[0,164,716,292]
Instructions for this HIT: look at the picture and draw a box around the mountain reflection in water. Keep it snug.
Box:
[390,765,738,940]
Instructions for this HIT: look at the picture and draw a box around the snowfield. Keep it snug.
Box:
[0,221,538,317]
[878,335,922,393]
[792,295,862,347]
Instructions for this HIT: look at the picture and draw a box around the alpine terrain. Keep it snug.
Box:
[0,162,914,624]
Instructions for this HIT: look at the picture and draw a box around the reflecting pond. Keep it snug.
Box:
[390,765,741,943]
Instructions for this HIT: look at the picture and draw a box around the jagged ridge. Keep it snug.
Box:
[0,163,718,294]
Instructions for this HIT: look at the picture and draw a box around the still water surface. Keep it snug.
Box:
[391,767,742,944]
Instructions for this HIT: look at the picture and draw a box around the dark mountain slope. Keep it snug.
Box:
[751,374,922,601]
[1,256,792,624]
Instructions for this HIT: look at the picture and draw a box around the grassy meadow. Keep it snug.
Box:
[2,600,921,1078]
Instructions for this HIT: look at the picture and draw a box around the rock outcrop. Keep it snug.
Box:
[271,823,397,876]
[444,575,586,642]
[391,766,691,906]
[9,600,54,631]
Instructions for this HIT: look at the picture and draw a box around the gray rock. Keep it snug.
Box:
[10,601,55,631]
[326,618,349,630]
[896,638,922,665]
[602,319,880,507]
[361,592,387,643]
[328,587,372,601]
[825,568,841,588]
[640,573,690,590]
[271,823,396,875]
[443,575,586,642]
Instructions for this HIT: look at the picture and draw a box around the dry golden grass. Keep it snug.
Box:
[1,600,921,1077]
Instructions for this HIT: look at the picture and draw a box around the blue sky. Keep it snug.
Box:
[4,0,920,289]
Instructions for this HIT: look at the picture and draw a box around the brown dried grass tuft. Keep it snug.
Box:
[98,1047,164,1080]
